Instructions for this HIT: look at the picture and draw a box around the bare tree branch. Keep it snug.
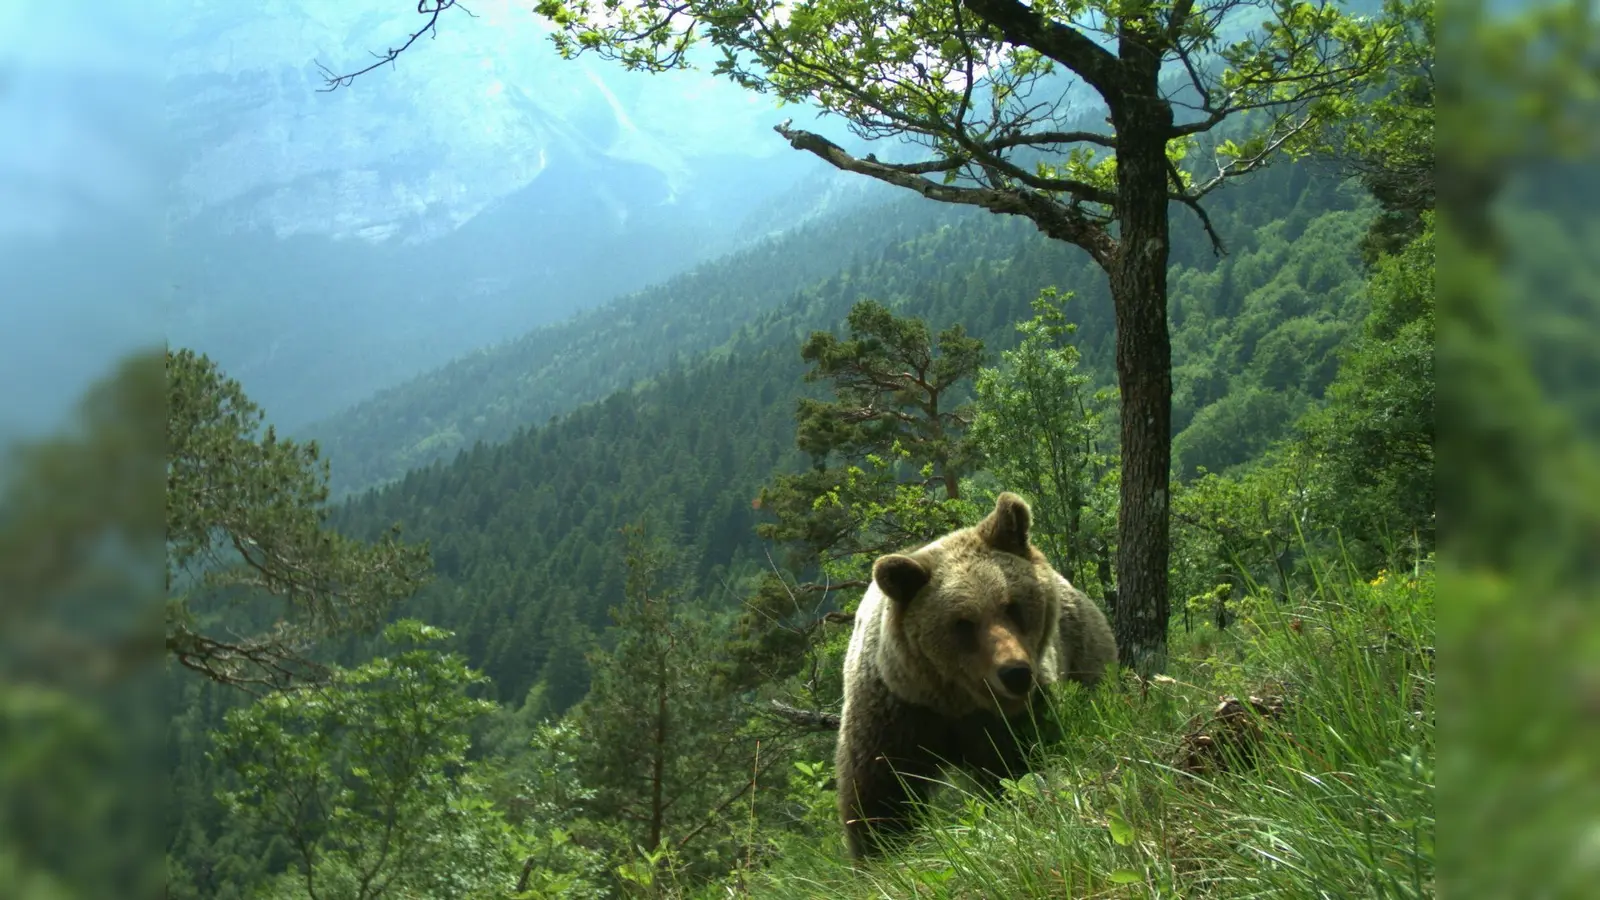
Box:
[1188,110,1323,198]
[315,1,476,92]
[867,126,1118,179]
[761,699,841,731]
[1167,0,1199,42]
[1168,157,1226,256]
[789,582,871,599]
[960,0,1122,96]
[166,622,331,695]
[776,122,1118,265]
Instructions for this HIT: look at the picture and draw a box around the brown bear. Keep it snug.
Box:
[834,491,1117,859]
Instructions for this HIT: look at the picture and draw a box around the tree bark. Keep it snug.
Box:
[648,634,669,852]
[942,467,961,500]
[1095,538,1117,623]
[1106,60,1174,675]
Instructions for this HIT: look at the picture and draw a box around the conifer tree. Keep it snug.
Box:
[757,299,985,573]
[732,301,984,689]
[570,523,776,872]
[166,348,432,690]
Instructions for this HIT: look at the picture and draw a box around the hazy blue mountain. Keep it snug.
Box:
[2,0,1391,439]
[156,0,863,429]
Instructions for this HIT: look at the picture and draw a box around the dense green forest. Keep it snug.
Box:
[316,160,1375,708]
[161,148,1415,898]
[305,163,1369,497]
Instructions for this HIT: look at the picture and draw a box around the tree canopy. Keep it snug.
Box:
[165,349,432,690]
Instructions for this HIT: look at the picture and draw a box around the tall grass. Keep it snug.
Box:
[703,558,1434,899]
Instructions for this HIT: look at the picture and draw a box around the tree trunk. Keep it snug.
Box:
[1067,501,1084,586]
[648,641,669,853]
[1106,68,1174,675]
[942,467,961,500]
[1095,538,1117,622]
[929,391,961,501]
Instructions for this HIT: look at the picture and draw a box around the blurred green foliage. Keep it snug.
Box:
[0,350,166,900]
[1435,1,1600,895]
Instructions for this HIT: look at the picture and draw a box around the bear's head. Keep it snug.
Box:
[870,492,1064,718]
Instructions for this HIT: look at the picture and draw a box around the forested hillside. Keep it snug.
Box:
[319,162,1372,708]
[308,158,1366,499]
[158,116,1428,900]
[301,196,968,497]
[161,152,1428,898]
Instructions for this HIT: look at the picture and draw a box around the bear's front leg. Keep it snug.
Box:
[835,679,947,860]
[837,743,939,859]
[954,712,1031,797]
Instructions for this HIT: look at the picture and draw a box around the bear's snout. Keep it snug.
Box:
[997,662,1034,697]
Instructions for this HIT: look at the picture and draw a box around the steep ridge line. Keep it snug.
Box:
[303,194,969,497]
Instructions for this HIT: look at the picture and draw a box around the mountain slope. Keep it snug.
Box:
[158,0,842,428]
[309,156,1367,497]
[303,195,973,495]
[331,161,1375,708]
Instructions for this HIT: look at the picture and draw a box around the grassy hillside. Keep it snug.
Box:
[713,566,1435,899]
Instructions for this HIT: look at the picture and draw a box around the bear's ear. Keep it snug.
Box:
[978,492,1032,557]
[873,554,931,606]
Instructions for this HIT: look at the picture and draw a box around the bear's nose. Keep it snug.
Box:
[998,663,1033,696]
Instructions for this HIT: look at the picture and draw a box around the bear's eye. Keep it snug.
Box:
[952,618,977,644]
[1005,601,1027,627]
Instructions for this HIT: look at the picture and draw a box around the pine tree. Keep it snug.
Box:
[734,300,985,688]
[166,348,432,690]
[569,523,772,875]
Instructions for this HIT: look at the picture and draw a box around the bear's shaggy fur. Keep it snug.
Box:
[834,492,1117,859]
